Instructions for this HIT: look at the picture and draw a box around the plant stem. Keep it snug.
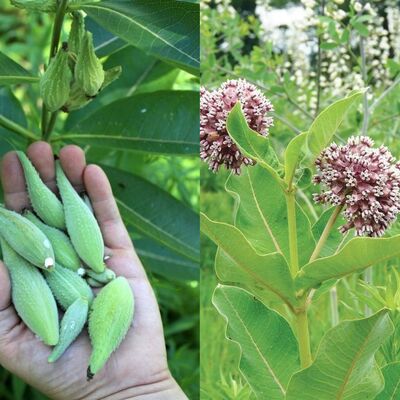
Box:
[296,308,312,368]
[309,204,344,263]
[359,36,369,135]
[330,286,339,326]
[364,267,373,316]
[41,0,69,139]
[0,115,38,141]
[43,111,59,141]
[286,189,299,277]
[315,0,325,117]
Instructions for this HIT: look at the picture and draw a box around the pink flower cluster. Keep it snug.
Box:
[313,136,400,237]
[200,79,274,174]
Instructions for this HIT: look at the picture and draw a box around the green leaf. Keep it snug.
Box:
[200,213,297,308]
[61,91,198,155]
[83,0,200,75]
[0,51,39,85]
[286,310,393,400]
[101,166,199,262]
[296,235,400,291]
[376,362,400,399]
[284,132,307,186]
[135,238,198,281]
[213,285,300,399]
[226,102,284,187]
[226,165,315,266]
[306,90,365,162]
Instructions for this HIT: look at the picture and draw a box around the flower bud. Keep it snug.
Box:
[40,43,72,112]
[75,31,104,97]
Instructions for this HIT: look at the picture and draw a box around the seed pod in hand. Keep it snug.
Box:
[40,44,72,112]
[24,211,80,271]
[86,268,116,284]
[56,161,105,273]
[0,206,55,269]
[17,152,65,229]
[45,263,94,310]
[88,277,134,378]
[1,238,59,345]
[75,31,104,97]
[68,11,85,56]
[48,297,88,363]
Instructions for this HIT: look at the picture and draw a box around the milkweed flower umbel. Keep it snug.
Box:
[313,136,400,237]
[200,79,274,175]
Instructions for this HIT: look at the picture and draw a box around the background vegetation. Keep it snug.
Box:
[201,0,400,398]
[0,0,199,398]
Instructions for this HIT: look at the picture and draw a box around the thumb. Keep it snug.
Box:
[0,261,11,311]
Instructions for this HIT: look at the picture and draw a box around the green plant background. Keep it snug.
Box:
[0,0,200,398]
[201,0,400,398]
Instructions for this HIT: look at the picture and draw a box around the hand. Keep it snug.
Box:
[0,142,187,400]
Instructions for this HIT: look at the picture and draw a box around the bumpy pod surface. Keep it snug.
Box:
[56,161,105,273]
[48,297,88,363]
[86,268,116,284]
[68,11,85,56]
[45,263,94,310]
[40,45,72,112]
[17,152,65,229]
[1,239,59,345]
[88,277,134,377]
[75,31,104,97]
[0,207,55,269]
[25,211,80,271]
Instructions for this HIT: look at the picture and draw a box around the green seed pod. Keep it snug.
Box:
[68,11,85,56]
[102,66,122,89]
[17,152,65,230]
[24,211,80,271]
[56,161,105,273]
[0,206,55,269]
[48,297,88,363]
[45,263,94,310]
[75,31,104,97]
[1,239,59,345]
[10,0,56,12]
[88,277,134,378]
[86,277,103,288]
[40,44,72,112]
[86,268,115,284]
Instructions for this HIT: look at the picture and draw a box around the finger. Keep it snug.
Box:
[83,164,132,250]
[26,141,57,192]
[59,145,86,192]
[0,262,11,312]
[1,151,29,211]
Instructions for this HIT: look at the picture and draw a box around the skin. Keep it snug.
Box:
[0,142,188,400]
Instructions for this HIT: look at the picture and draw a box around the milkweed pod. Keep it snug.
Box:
[0,238,59,345]
[44,263,94,310]
[17,152,65,229]
[48,297,88,363]
[86,277,103,288]
[56,161,105,273]
[86,268,116,284]
[40,43,72,112]
[68,11,85,56]
[24,211,80,271]
[0,206,55,269]
[88,277,134,378]
[74,31,104,96]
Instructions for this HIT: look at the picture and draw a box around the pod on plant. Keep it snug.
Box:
[17,152,65,229]
[40,43,72,112]
[86,268,116,284]
[0,206,55,269]
[48,297,88,363]
[56,161,105,273]
[86,277,103,288]
[1,238,59,345]
[88,277,134,378]
[75,31,104,97]
[45,263,94,310]
[24,211,80,271]
[68,11,85,56]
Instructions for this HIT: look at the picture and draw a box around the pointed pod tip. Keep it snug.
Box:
[45,258,55,269]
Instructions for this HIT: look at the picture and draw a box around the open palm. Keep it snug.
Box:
[0,142,186,400]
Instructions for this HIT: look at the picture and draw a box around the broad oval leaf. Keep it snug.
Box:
[286,310,393,400]
[83,0,200,75]
[226,166,315,267]
[101,166,199,262]
[376,362,400,400]
[201,213,297,308]
[0,51,39,85]
[213,285,300,399]
[60,91,198,155]
[296,234,400,291]
[226,103,284,187]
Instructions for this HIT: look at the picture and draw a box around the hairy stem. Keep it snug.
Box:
[0,115,38,141]
[43,111,59,141]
